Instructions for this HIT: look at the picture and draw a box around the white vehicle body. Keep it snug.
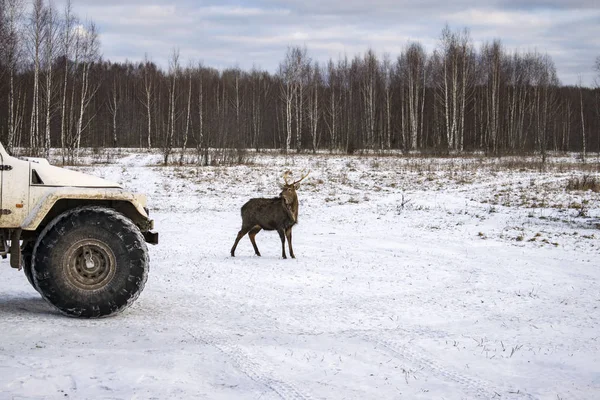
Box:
[0,142,151,230]
[0,142,157,270]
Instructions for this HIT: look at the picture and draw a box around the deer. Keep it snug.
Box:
[230,171,309,259]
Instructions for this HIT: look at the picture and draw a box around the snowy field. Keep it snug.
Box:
[1,149,599,400]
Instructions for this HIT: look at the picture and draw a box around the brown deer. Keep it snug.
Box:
[230,171,309,259]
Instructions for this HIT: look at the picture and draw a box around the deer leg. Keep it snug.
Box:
[285,228,295,259]
[277,229,287,259]
[231,225,252,257]
[248,226,262,256]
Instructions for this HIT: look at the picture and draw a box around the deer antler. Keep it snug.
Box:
[283,170,293,185]
[292,170,310,185]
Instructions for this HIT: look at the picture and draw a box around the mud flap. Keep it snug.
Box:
[143,231,159,245]
[9,229,22,269]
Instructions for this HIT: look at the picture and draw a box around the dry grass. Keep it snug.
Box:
[566,175,600,193]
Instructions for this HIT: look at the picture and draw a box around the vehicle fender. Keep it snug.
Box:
[21,187,151,232]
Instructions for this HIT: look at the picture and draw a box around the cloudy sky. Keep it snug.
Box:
[55,0,599,86]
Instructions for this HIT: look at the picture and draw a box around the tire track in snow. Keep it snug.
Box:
[198,287,506,400]
[181,328,312,400]
[362,333,515,399]
[214,341,312,400]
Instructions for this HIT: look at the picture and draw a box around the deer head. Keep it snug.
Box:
[280,170,309,207]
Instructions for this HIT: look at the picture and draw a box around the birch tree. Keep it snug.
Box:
[578,76,586,162]
[107,70,121,147]
[230,68,242,148]
[294,47,309,152]
[40,1,59,157]
[74,21,100,161]
[250,68,269,151]
[481,40,503,154]
[278,46,310,152]
[163,48,179,165]
[195,64,206,163]
[324,59,341,152]
[381,54,393,149]
[279,48,297,153]
[505,52,529,151]
[27,0,48,153]
[529,52,559,164]
[458,30,474,151]
[59,0,76,163]
[438,26,457,150]
[139,54,156,150]
[359,50,378,149]
[340,56,356,153]
[2,0,25,152]
[179,65,192,165]
[401,43,426,150]
[306,62,322,153]
[435,26,474,151]
[594,56,600,158]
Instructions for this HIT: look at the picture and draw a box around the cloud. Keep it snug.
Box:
[52,0,600,85]
[195,6,291,17]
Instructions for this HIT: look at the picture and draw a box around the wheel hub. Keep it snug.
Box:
[65,239,116,290]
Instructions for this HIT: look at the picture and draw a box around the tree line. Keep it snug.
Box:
[1,0,600,164]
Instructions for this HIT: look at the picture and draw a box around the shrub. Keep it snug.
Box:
[566,175,600,193]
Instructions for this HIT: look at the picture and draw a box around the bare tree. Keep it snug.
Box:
[306,62,322,153]
[107,71,121,147]
[481,40,504,154]
[360,49,378,149]
[279,48,296,152]
[578,76,586,163]
[400,43,427,150]
[339,55,357,153]
[505,52,529,151]
[435,26,474,151]
[278,46,309,153]
[595,56,600,159]
[458,29,475,151]
[74,21,100,161]
[195,63,206,164]
[163,48,179,165]
[294,48,309,152]
[324,59,341,152]
[27,0,48,153]
[249,68,270,151]
[381,54,393,149]
[41,0,59,157]
[179,65,192,165]
[139,54,155,150]
[230,68,242,148]
[2,0,25,152]
[59,0,76,163]
[529,51,559,164]
[594,56,600,159]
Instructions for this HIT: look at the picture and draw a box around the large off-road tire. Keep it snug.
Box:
[32,206,149,318]
[21,241,38,292]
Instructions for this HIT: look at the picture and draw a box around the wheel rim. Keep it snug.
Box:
[65,239,116,290]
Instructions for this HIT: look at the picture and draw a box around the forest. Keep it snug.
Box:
[1,0,600,164]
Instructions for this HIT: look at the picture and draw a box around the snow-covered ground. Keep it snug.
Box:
[1,150,599,400]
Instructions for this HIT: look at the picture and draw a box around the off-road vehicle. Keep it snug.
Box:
[0,142,158,317]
